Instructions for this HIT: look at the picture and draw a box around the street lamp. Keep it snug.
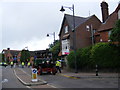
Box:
[60,4,78,73]
[47,32,55,46]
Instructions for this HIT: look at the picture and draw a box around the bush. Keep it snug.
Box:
[76,46,92,69]
[67,51,75,69]
[67,46,92,69]
[67,42,120,70]
[91,42,120,69]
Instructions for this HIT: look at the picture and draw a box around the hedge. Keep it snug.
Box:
[67,42,120,70]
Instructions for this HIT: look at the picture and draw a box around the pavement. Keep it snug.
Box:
[13,68,47,86]
[13,67,119,86]
[60,70,119,79]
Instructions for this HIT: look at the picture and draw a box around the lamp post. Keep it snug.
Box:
[47,32,55,46]
[60,4,78,73]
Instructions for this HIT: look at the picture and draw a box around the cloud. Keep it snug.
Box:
[1,0,118,3]
[7,37,54,51]
[1,0,119,52]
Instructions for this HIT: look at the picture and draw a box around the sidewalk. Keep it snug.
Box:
[60,69,119,79]
[14,68,47,86]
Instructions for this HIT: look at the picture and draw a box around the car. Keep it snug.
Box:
[33,58,57,75]
[0,62,8,67]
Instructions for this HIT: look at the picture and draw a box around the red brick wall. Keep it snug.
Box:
[95,35,100,43]
[100,31,109,42]
[75,15,101,49]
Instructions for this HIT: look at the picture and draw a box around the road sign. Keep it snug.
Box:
[31,68,38,82]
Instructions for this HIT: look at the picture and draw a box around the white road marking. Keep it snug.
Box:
[47,84,57,88]
[2,79,8,83]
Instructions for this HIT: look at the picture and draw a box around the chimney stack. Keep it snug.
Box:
[101,1,109,23]
[7,48,10,50]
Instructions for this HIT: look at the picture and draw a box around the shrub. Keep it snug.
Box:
[67,51,75,69]
[67,42,120,70]
[76,46,92,69]
[67,46,92,69]
[91,42,119,68]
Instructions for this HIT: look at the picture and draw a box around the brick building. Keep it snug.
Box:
[59,14,101,56]
[2,48,52,64]
[2,48,21,63]
[58,1,120,67]
[59,1,120,57]
[96,1,120,42]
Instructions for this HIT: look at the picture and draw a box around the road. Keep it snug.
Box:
[1,66,30,89]
[0,66,2,90]
[1,66,119,90]
[22,67,118,89]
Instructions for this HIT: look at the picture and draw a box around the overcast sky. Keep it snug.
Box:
[0,0,119,52]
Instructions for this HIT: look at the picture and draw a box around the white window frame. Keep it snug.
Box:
[62,39,70,55]
[65,26,68,33]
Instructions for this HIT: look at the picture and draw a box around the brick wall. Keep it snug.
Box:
[100,31,109,42]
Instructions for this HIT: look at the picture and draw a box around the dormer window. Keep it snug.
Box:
[65,26,68,33]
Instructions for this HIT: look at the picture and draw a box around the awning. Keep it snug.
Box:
[58,51,62,56]
[62,34,70,40]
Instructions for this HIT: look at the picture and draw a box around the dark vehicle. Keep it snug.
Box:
[33,58,57,75]
[0,62,8,67]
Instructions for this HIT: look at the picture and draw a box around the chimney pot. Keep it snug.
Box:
[101,1,109,23]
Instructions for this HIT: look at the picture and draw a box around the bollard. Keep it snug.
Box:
[31,68,38,82]
[96,64,98,76]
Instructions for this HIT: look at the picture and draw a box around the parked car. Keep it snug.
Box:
[0,62,8,67]
[33,58,57,75]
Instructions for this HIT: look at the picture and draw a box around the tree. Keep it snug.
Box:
[110,19,120,43]
[20,49,30,63]
[49,40,60,61]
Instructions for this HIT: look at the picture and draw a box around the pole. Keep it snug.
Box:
[96,64,98,76]
[72,4,78,73]
[91,24,94,45]
[53,32,55,46]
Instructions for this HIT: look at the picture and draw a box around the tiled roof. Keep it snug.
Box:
[59,14,92,35]
[98,12,118,32]
[115,3,120,12]
[98,3,120,32]
[65,14,90,29]
[3,49,21,56]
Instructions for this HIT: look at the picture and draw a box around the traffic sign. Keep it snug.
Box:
[33,69,37,73]
[31,68,38,82]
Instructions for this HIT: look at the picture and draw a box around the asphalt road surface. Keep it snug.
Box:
[1,66,119,90]
[22,67,118,89]
[2,66,30,89]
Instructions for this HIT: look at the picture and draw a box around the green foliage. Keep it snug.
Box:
[67,42,120,70]
[91,43,115,68]
[0,53,5,62]
[110,19,120,42]
[67,51,75,69]
[67,46,92,69]
[49,40,60,61]
[2,54,5,62]
[20,50,30,62]
[76,46,92,69]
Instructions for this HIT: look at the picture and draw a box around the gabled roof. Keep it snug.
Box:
[59,14,91,36]
[115,3,120,12]
[65,14,89,29]
[98,12,118,32]
[3,49,21,56]
[98,3,119,32]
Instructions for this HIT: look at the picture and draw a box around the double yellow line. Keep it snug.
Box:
[60,74,80,79]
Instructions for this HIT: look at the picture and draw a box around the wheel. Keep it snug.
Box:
[52,67,57,75]
[38,66,42,75]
